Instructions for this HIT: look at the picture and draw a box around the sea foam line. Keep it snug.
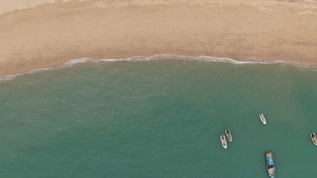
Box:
[0,54,314,82]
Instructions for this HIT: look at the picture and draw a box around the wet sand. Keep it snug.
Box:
[0,0,317,77]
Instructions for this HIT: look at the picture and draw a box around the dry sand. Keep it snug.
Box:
[0,0,317,77]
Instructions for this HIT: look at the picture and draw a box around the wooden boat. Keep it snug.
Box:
[225,129,232,142]
[310,132,317,145]
[266,152,275,178]
[220,135,227,149]
[259,113,267,124]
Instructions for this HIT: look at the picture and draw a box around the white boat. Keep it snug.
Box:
[310,132,317,145]
[220,135,227,149]
[225,129,232,142]
[259,113,267,124]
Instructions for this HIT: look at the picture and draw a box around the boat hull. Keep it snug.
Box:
[310,132,317,145]
[259,114,267,124]
[220,135,227,149]
[225,129,232,142]
[266,152,275,178]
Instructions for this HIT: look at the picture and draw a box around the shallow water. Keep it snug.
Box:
[0,57,316,177]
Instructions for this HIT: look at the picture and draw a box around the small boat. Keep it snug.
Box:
[220,135,227,149]
[259,113,267,124]
[310,132,317,145]
[225,129,232,142]
[266,152,275,178]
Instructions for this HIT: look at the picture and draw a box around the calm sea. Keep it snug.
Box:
[0,56,316,177]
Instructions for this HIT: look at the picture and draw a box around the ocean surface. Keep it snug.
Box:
[0,56,316,178]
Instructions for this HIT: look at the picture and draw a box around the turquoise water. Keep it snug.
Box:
[0,57,316,177]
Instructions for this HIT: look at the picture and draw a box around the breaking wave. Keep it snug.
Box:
[0,54,314,82]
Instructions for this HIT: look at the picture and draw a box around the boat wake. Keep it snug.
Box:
[0,54,314,82]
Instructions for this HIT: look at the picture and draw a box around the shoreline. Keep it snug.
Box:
[1,54,315,82]
[0,0,317,78]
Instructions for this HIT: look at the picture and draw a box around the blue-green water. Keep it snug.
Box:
[0,57,317,177]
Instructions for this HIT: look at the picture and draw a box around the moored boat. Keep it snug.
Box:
[225,129,232,142]
[310,132,317,145]
[266,152,275,178]
[259,113,267,124]
[220,135,227,149]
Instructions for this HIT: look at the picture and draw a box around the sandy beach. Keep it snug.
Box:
[0,0,316,78]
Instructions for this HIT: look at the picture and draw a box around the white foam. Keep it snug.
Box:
[0,54,315,82]
[62,58,92,67]
[97,55,156,62]
[29,67,54,74]
[0,74,20,81]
